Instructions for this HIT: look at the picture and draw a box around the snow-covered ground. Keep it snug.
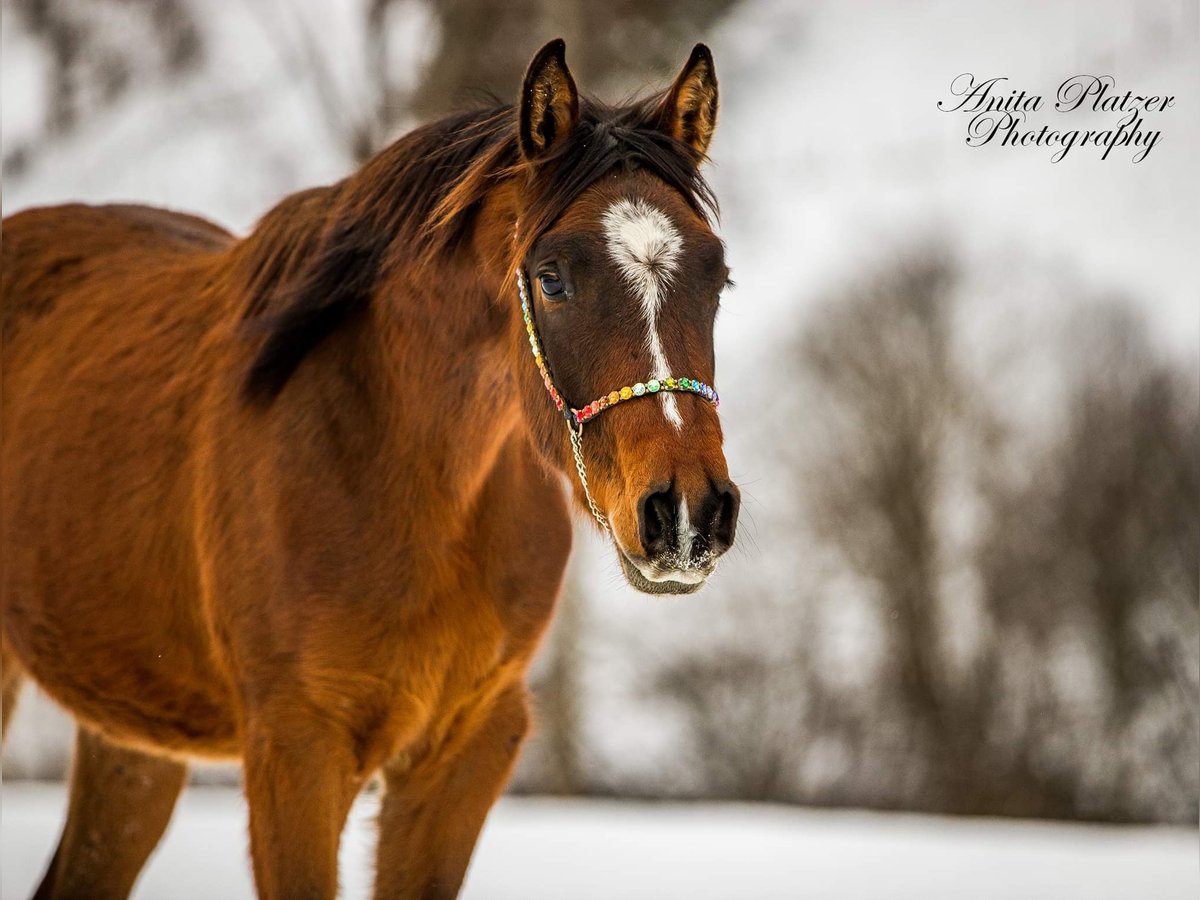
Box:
[1,783,1195,900]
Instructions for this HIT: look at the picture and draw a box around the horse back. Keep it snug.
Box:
[2,203,232,341]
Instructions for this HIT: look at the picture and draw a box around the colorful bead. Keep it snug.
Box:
[547,376,720,422]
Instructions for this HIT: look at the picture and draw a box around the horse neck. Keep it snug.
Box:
[227,179,537,530]
[370,241,527,511]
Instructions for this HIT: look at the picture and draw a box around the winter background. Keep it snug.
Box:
[2,0,1198,897]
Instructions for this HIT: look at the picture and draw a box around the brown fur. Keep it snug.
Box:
[1,41,734,898]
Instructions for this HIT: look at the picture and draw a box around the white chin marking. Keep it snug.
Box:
[602,198,684,431]
[635,563,707,585]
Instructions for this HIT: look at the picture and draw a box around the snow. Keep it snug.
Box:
[1,783,1195,900]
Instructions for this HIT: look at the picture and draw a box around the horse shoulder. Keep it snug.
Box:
[474,434,574,655]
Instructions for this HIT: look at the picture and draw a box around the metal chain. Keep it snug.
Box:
[568,426,610,532]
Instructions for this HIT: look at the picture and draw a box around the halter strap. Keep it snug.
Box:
[517,267,720,531]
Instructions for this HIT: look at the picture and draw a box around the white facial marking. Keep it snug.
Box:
[601,198,684,430]
[676,497,696,566]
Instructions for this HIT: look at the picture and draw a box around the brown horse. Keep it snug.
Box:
[1,39,738,899]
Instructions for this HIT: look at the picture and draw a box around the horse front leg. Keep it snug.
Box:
[242,710,365,900]
[34,727,187,900]
[373,684,530,900]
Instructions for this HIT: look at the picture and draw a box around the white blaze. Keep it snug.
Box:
[601,198,684,429]
[676,497,696,565]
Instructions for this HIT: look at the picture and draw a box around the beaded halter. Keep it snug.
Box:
[516,266,720,532]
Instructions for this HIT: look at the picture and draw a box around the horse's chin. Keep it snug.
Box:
[616,549,710,596]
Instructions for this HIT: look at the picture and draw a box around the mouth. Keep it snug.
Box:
[616,548,713,596]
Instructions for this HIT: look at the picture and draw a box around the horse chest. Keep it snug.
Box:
[363,488,572,770]
[338,578,557,776]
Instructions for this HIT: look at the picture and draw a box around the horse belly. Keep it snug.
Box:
[2,209,239,756]
[3,547,240,756]
[13,629,239,759]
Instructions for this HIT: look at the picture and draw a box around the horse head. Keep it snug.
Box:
[508,40,740,594]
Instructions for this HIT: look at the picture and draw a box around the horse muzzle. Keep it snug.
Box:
[615,478,739,595]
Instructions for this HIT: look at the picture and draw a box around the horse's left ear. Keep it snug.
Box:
[519,38,579,161]
[657,44,719,158]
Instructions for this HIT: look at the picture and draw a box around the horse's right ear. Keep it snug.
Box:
[519,39,579,161]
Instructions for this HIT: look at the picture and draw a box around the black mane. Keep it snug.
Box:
[241,95,717,403]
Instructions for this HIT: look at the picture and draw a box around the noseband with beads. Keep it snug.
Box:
[516,266,720,532]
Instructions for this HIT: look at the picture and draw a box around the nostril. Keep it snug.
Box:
[709,480,740,552]
[638,484,677,558]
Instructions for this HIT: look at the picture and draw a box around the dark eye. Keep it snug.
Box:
[538,272,565,299]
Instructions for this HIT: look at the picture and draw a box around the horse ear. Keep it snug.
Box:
[519,38,579,161]
[657,44,719,158]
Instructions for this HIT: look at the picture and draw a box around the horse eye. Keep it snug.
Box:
[538,272,565,299]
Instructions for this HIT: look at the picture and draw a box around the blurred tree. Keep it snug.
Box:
[408,0,738,119]
[793,255,1012,814]
[269,0,741,163]
[977,304,1199,821]
[4,0,201,174]
[797,256,1198,821]
[654,249,1197,823]
[798,255,962,759]
[654,640,803,801]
